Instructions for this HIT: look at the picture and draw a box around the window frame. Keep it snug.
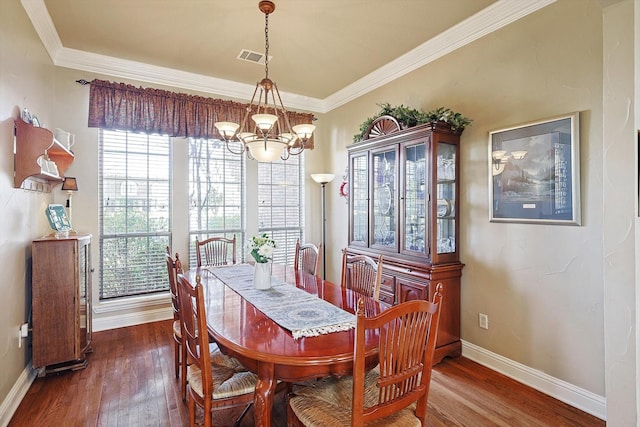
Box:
[98,129,172,300]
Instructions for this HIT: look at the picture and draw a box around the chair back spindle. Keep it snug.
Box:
[340,249,383,301]
[195,235,236,267]
[294,240,322,277]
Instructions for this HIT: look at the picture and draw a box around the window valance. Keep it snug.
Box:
[87,79,315,149]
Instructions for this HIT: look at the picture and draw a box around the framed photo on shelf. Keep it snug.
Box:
[489,112,581,225]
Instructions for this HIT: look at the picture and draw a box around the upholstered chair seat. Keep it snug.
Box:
[288,366,420,427]
[187,353,259,401]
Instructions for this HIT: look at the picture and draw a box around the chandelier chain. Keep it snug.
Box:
[264,12,270,80]
[213,1,315,162]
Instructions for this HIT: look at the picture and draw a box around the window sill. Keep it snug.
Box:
[93,292,170,314]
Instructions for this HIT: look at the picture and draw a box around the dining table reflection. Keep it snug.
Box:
[183,263,387,427]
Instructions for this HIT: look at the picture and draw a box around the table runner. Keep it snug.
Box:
[207,264,355,339]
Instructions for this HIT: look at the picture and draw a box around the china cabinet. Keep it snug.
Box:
[32,234,92,376]
[347,115,463,362]
[14,118,74,191]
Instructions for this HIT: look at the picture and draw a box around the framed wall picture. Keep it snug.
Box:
[489,112,581,225]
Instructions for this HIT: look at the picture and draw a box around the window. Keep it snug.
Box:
[188,138,245,265]
[258,155,305,265]
[99,130,171,299]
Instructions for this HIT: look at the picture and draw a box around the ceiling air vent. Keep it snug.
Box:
[237,49,271,65]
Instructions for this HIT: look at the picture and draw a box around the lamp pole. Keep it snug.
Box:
[311,174,335,279]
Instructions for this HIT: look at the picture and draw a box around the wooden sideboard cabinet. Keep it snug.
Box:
[32,234,92,376]
[346,116,464,363]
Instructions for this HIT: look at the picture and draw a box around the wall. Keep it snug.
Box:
[602,1,638,425]
[322,0,606,403]
[0,0,57,422]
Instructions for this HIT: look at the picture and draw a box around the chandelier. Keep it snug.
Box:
[215,1,315,162]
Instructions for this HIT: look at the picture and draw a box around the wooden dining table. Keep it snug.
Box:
[183,263,387,427]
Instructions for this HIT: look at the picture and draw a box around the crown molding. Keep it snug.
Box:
[54,46,326,112]
[22,0,555,114]
[20,0,63,61]
[322,0,556,111]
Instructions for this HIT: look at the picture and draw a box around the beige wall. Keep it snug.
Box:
[0,0,58,416]
[602,1,638,424]
[2,0,639,424]
[323,0,605,396]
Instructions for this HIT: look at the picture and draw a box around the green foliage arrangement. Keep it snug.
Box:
[249,233,276,263]
[353,103,472,143]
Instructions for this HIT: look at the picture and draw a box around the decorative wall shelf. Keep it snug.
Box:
[14,118,74,192]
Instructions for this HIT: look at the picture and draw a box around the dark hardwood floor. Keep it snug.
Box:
[9,320,604,426]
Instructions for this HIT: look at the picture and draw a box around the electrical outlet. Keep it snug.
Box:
[18,323,29,348]
[479,313,489,330]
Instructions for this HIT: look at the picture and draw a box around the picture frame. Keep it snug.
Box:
[45,204,72,232]
[489,112,581,225]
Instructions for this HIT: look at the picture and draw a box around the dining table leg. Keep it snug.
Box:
[254,361,276,427]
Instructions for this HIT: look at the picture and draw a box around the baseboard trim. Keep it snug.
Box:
[0,363,36,427]
[93,306,172,332]
[461,340,606,421]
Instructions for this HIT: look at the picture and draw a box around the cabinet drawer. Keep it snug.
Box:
[380,274,395,294]
[379,290,395,305]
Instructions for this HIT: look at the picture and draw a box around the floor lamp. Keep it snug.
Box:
[311,173,335,279]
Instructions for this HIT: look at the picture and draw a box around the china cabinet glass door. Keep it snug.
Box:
[403,142,426,255]
[79,239,91,351]
[349,153,368,246]
[371,148,397,250]
[436,142,456,255]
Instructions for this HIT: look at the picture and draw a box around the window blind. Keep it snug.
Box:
[99,130,172,299]
[258,154,305,266]
[188,138,245,265]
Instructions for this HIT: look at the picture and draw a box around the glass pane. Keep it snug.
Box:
[100,130,172,299]
[372,149,396,247]
[436,142,456,254]
[257,156,304,267]
[79,242,89,349]
[188,138,245,264]
[404,143,426,253]
[351,154,368,244]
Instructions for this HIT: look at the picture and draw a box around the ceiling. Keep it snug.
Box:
[24,0,555,113]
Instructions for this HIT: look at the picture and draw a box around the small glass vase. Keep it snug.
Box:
[253,261,272,290]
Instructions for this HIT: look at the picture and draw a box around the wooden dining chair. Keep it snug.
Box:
[195,235,236,267]
[176,273,258,427]
[294,240,322,277]
[340,249,383,301]
[165,247,187,400]
[287,283,444,426]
